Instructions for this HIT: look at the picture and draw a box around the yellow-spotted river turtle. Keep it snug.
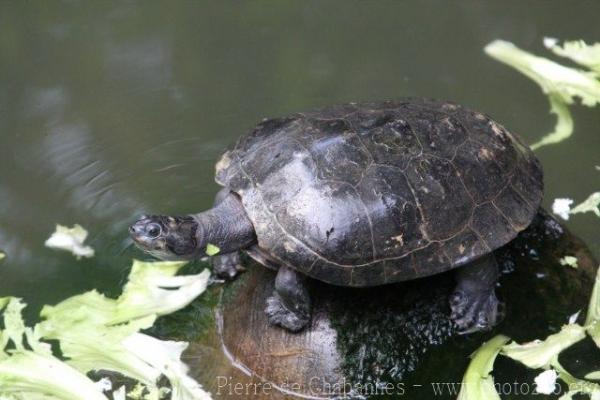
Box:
[130,98,543,334]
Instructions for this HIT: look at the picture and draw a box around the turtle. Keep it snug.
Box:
[129,98,543,334]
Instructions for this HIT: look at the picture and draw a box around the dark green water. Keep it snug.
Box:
[1,1,599,398]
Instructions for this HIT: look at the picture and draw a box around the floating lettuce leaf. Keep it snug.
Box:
[534,369,558,394]
[557,265,600,398]
[500,324,599,399]
[114,260,210,323]
[545,38,600,74]
[37,261,212,399]
[45,317,161,386]
[532,94,574,150]
[457,335,509,400]
[571,192,600,218]
[588,320,600,350]
[553,198,575,220]
[0,350,109,400]
[553,361,600,400]
[501,324,586,369]
[552,193,600,221]
[485,40,600,106]
[122,333,211,400]
[585,370,600,380]
[44,224,95,259]
[485,39,600,150]
[205,244,220,257]
[560,256,579,269]
[0,298,108,400]
[586,266,600,346]
[0,252,5,262]
[0,260,213,400]
[0,298,9,310]
[2,298,27,353]
[40,260,210,327]
[39,290,120,332]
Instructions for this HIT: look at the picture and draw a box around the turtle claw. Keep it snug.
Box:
[212,252,245,280]
[450,290,503,334]
[265,294,309,332]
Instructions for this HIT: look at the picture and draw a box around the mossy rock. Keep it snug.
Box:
[182,212,597,399]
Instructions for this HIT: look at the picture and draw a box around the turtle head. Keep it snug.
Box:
[129,215,199,260]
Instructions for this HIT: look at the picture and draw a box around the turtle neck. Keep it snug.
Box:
[192,193,256,255]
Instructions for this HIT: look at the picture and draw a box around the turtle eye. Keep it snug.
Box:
[147,223,161,239]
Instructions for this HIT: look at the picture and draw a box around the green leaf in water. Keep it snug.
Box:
[0,350,110,400]
[553,191,600,221]
[0,298,109,400]
[587,322,600,350]
[49,316,161,386]
[585,266,600,336]
[484,39,600,150]
[121,333,212,400]
[545,38,600,74]
[533,369,558,395]
[571,192,600,218]
[553,361,600,400]
[0,252,5,262]
[560,256,579,269]
[457,335,509,400]
[501,324,586,369]
[44,224,95,259]
[3,298,27,353]
[40,260,209,327]
[0,260,214,400]
[484,40,600,107]
[532,94,573,150]
[584,370,600,380]
[205,243,220,256]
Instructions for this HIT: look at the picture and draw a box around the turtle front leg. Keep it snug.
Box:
[450,254,504,334]
[265,265,311,332]
[212,252,245,280]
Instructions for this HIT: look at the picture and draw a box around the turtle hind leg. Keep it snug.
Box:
[450,254,504,334]
[265,265,311,332]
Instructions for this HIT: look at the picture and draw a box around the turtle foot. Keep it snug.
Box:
[265,294,309,332]
[449,290,504,334]
[212,252,245,280]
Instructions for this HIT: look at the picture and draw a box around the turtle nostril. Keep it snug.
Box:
[129,225,136,234]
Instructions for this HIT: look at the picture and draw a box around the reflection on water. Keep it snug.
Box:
[0,1,599,395]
